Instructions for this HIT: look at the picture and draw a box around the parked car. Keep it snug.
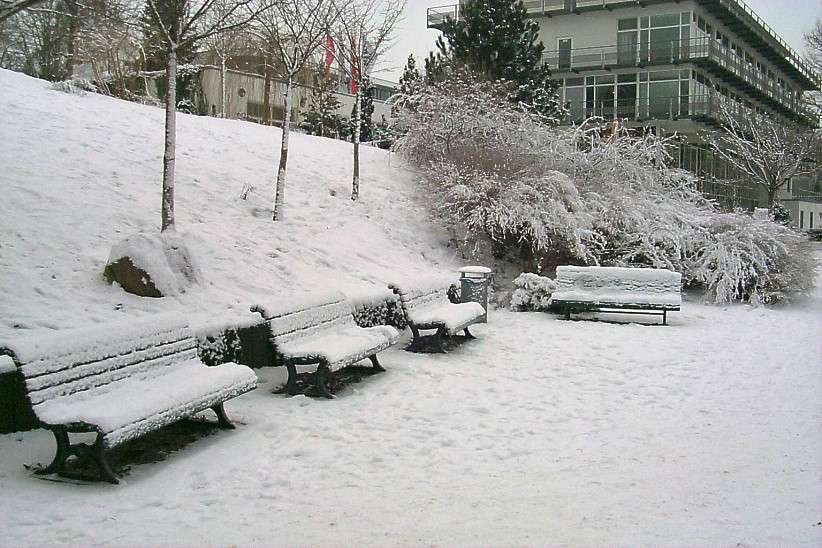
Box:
[807,228,822,241]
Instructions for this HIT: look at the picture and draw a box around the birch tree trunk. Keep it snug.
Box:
[220,57,226,118]
[161,47,178,232]
[351,89,361,201]
[273,78,293,221]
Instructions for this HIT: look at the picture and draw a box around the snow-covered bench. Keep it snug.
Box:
[389,281,486,352]
[551,266,682,325]
[252,293,399,398]
[0,314,258,484]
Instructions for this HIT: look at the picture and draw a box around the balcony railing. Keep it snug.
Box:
[545,36,802,112]
[708,0,820,89]
[427,1,565,28]
[427,4,459,28]
[561,93,760,124]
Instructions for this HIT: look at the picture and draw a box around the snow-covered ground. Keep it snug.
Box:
[1,281,820,546]
[0,69,458,338]
[1,69,821,545]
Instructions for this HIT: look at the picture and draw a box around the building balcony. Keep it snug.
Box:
[426,1,566,29]
[544,37,810,121]
[561,92,818,127]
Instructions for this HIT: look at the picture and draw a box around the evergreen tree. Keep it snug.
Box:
[434,0,563,123]
[353,76,375,142]
[301,71,343,138]
[398,54,421,97]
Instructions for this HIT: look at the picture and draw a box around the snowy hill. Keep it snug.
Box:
[0,69,459,337]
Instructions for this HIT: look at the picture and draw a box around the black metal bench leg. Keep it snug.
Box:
[434,328,446,353]
[663,310,667,326]
[407,325,422,351]
[369,355,386,372]
[35,427,70,476]
[211,403,235,430]
[463,327,476,339]
[565,307,572,321]
[284,363,299,395]
[315,362,334,399]
[93,434,119,485]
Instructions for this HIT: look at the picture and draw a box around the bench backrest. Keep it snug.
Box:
[252,293,356,345]
[0,314,196,408]
[389,280,453,320]
[554,266,681,303]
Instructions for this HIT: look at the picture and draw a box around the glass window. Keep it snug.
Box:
[558,38,572,70]
[651,13,680,27]
[565,77,584,86]
[649,80,679,118]
[649,26,680,62]
[800,210,804,229]
[618,30,639,65]
[618,17,637,30]
[564,86,584,120]
[617,83,637,119]
[650,70,680,81]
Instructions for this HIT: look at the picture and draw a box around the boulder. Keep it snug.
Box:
[104,232,200,298]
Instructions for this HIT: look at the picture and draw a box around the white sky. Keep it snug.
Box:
[378,0,822,82]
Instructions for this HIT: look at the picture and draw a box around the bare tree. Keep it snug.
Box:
[0,0,46,21]
[202,0,250,118]
[331,0,404,201]
[707,102,821,211]
[250,0,342,221]
[143,0,267,231]
[805,17,822,73]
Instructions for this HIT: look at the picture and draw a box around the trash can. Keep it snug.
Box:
[458,266,493,323]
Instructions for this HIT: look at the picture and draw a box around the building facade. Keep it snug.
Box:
[428,0,822,221]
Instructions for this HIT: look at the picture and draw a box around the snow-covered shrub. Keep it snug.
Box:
[394,70,594,270]
[684,214,817,304]
[510,273,557,312]
[197,329,243,367]
[50,78,98,96]
[352,296,407,329]
[397,71,817,305]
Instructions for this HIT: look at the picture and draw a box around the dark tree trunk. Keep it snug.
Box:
[161,48,177,232]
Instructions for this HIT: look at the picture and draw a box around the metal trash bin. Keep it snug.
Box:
[458,266,493,323]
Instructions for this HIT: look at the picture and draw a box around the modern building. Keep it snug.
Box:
[198,66,396,126]
[428,0,822,219]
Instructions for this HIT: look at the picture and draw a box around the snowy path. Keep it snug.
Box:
[2,283,820,546]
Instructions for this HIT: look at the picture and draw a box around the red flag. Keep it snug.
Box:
[350,37,359,94]
[325,33,335,76]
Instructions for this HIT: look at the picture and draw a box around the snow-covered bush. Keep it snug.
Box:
[396,70,817,305]
[50,78,98,96]
[352,296,407,329]
[684,214,816,304]
[510,273,557,311]
[394,70,594,270]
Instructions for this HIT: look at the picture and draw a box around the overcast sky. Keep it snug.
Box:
[377,0,822,82]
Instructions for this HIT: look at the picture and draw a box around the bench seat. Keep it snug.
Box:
[253,293,399,398]
[551,266,681,325]
[1,314,258,483]
[278,325,399,370]
[407,302,486,334]
[34,359,256,449]
[389,280,485,352]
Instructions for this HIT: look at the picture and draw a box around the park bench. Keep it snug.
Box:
[551,266,681,325]
[0,314,258,484]
[389,280,486,352]
[252,293,399,398]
